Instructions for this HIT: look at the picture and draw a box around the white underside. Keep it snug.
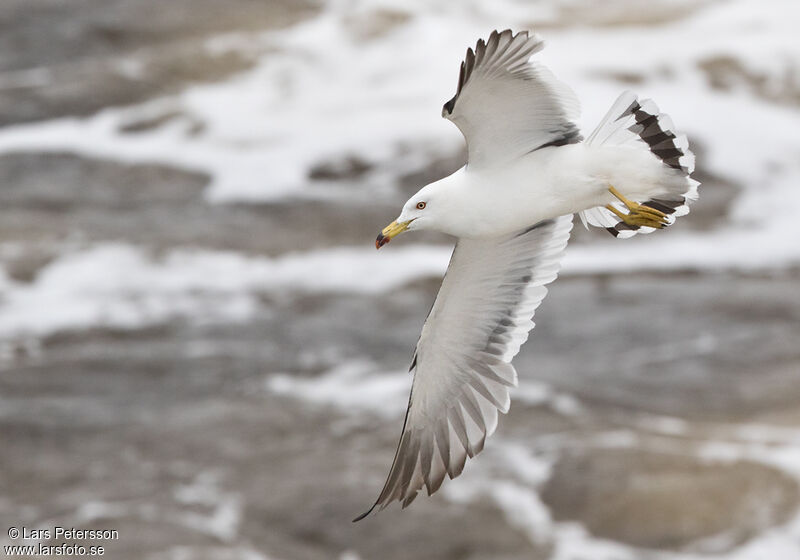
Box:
[427,143,686,239]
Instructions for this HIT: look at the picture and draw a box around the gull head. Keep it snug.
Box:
[375,181,451,249]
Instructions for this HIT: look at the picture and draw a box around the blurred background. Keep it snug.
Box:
[1,0,799,558]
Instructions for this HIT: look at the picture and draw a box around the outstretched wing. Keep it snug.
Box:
[355,215,573,520]
[442,29,582,168]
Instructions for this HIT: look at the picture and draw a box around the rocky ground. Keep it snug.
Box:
[2,270,799,559]
[1,1,799,560]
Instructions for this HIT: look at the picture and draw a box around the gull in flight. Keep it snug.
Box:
[356,29,698,520]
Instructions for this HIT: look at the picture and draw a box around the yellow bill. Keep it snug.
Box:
[375,220,411,249]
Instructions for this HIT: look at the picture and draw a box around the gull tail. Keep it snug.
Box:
[580,91,699,238]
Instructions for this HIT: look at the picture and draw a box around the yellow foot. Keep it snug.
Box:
[605,186,669,229]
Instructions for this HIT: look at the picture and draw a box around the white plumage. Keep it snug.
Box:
[359,29,698,519]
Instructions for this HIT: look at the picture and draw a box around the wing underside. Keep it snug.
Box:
[355,215,573,520]
[442,30,582,168]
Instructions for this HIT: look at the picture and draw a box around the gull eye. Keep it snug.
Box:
[416,201,426,210]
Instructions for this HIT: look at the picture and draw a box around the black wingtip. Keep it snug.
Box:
[352,503,377,522]
[442,96,456,116]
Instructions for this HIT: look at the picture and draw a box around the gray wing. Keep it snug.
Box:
[442,29,582,168]
[355,215,573,520]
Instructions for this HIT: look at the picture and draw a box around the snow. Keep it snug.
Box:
[266,359,411,418]
[2,0,800,556]
[0,1,796,287]
[0,243,448,337]
[3,224,796,339]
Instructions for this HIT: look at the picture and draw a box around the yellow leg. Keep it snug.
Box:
[606,186,669,229]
